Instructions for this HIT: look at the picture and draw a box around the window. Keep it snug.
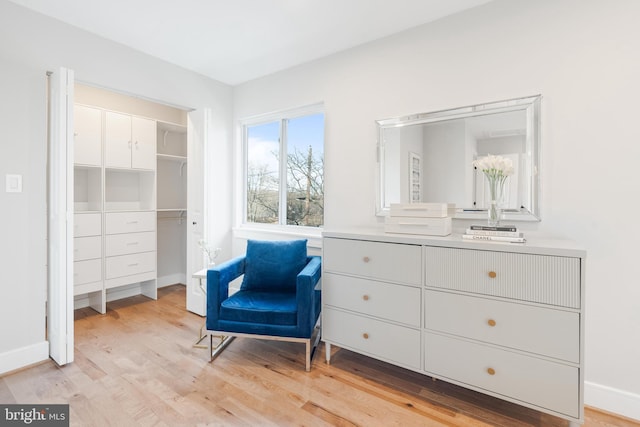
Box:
[244,106,324,228]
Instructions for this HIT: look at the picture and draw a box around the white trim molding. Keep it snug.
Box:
[585,381,640,422]
[0,341,49,375]
[233,225,322,250]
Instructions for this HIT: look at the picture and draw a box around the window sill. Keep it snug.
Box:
[232,225,323,249]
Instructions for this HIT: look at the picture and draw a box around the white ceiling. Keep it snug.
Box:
[9,0,492,85]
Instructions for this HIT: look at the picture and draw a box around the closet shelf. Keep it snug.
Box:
[157,153,187,162]
[157,208,187,212]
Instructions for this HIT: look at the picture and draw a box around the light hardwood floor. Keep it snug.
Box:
[1,285,638,427]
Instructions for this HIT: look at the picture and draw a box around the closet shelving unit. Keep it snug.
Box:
[73,93,191,313]
[73,104,104,312]
[156,121,188,287]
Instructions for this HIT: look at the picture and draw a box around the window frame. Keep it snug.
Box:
[239,103,325,233]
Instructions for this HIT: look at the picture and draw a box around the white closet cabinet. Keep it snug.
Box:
[104,211,157,294]
[73,213,102,296]
[103,110,157,301]
[322,229,586,427]
[73,103,159,313]
[74,105,102,166]
[73,104,103,313]
[105,111,156,170]
[73,104,102,213]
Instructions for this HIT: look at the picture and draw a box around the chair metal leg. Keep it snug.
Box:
[209,334,235,362]
[193,321,208,348]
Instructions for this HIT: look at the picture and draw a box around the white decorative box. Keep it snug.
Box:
[384,216,452,236]
[390,203,456,218]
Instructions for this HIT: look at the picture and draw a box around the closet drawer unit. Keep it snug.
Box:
[324,273,421,327]
[105,231,156,257]
[74,258,102,285]
[424,247,581,308]
[73,236,102,261]
[425,290,579,362]
[424,332,579,418]
[323,238,422,286]
[105,211,156,235]
[105,251,156,280]
[74,213,102,237]
[324,307,421,369]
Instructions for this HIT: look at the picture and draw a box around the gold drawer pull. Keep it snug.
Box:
[362,295,370,301]
[488,271,497,279]
[363,256,370,263]
[487,367,496,376]
[362,333,369,339]
[487,319,497,327]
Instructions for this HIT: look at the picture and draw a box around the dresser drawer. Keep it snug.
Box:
[324,307,421,369]
[425,290,579,362]
[105,231,156,257]
[74,236,102,261]
[424,247,581,308]
[324,273,421,327]
[74,213,101,237]
[424,332,579,418]
[105,251,156,279]
[74,258,102,285]
[105,211,156,235]
[323,238,422,285]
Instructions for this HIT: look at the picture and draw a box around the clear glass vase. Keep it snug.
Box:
[487,178,504,226]
[488,199,501,226]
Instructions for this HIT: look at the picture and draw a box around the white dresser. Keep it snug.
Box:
[322,228,586,426]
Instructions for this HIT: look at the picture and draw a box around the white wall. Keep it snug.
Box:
[0,55,49,370]
[233,0,640,419]
[0,0,233,373]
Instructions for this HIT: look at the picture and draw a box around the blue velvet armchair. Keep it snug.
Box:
[206,239,322,371]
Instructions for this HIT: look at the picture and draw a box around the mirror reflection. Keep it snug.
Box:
[377,95,541,221]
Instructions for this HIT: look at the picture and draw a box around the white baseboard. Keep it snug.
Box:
[585,381,640,421]
[0,341,49,375]
[157,273,186,288]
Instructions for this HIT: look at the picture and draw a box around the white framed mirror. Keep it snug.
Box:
[376,95,541,221]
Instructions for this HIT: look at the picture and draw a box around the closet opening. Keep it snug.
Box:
[72,83,194,314]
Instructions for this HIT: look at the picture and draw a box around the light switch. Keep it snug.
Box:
[6,174,23,193]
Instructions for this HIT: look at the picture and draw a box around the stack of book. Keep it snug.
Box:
[462,224,526,243]
[384,203,455,236]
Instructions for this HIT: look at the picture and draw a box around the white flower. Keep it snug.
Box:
[198,239,221,265]
[473,154,514,203]
[472,154,514,178]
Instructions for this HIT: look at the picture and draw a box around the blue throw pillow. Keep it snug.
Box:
[241,239,308,292]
